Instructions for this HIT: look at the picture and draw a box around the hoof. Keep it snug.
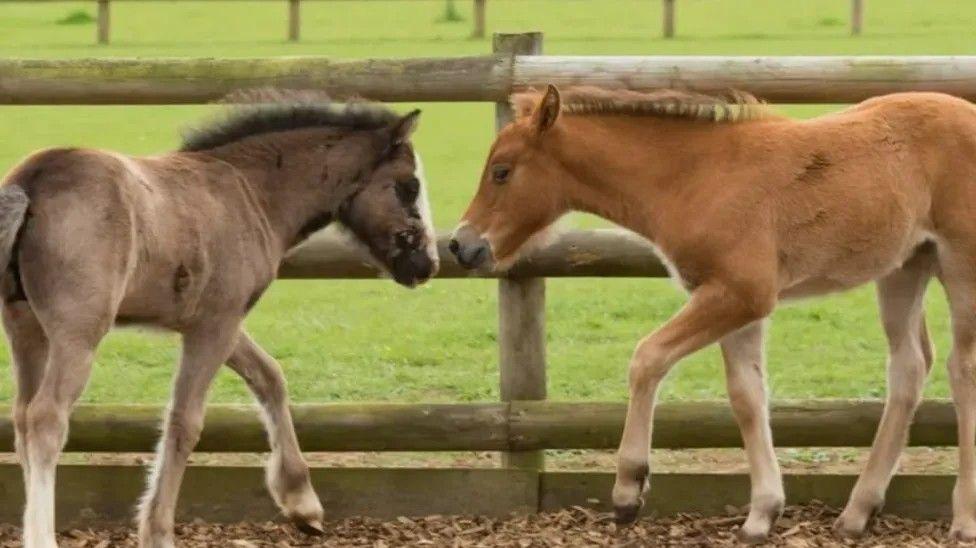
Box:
[950,527,976,543]
[294,518,325,536]
[832,519,866,539]
[614,502,642,525]
[735,528,768,545]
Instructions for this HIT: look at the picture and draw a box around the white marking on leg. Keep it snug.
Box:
[24,448,57,548]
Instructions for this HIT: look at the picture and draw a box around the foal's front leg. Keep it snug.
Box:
[137,321,241,548]
[613,283,774,524]
[226,331,324,533]
[720,321,783,543]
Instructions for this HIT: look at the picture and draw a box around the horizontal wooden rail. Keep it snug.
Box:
[3,55,976,104]
[0,399,957,453]
[280,229,668,279]
[0,56,506,104]
[0,465,955,527]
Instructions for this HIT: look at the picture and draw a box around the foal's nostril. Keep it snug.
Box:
[457,243,489,269]
[448,238,460,255]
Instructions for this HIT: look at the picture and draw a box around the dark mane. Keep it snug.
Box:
[181,91,400,152]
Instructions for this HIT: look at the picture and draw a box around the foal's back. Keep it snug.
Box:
[2,146,275,331]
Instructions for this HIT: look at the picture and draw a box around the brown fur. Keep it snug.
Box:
[451,85,976,540]
[2,98,436,547]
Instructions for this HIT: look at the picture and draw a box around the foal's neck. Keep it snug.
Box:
[202,128,370,255]
[554,115,771,241]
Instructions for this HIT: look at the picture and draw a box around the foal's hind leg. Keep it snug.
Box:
[835,247,935,536]
[21,315,111,548]
[138,320,241,548]
[937,251,976,541]
[720,321,783,543]
[2,301,50,488]
[226,331,324,533]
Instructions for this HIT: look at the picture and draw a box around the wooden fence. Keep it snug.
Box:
[0,31,973,525]
[1,0,869,45]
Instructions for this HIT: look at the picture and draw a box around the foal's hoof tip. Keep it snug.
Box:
[613,503,642,525]
[735,528,768,545]
[949,528,976,543]
[295,518,325,536]
[832,523,864,539]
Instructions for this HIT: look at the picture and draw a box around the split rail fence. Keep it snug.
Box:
[0,32,973,525]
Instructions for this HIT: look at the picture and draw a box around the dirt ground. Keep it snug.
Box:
[0,503,963,547]
[0,449,964,546]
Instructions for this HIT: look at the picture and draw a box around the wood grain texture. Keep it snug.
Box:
[0,465,954,525]
[0,400,958,453]
[0,56,505,104]
[278,229,669,279]
[6,55,976,105]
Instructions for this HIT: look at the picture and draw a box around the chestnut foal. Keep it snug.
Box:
[450,84,976,542]
[0,97,437,548]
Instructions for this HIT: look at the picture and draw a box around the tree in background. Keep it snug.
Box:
[438,0,465,23]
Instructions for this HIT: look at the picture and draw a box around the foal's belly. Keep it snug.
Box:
[778,229,933,301]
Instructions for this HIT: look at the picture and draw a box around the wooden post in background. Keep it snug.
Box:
[851,0,863,36]
[288,0,301,41]
[662,0,675,39]
[472,0,486,38]
[96,0,110,45]
[494,31,546,471]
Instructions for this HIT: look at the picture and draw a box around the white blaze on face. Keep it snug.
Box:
[413,151,440,272]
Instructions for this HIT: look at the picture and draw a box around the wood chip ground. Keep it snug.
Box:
[0,503,968,547]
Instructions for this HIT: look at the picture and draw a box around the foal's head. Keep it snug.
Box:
[449,84,573,271]
[337,110,440,287]
[450,84,769,270]
[183,93,438,287]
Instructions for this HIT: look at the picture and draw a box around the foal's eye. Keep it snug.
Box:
[396,177,420,204]
[395,230,416,249]
[491,164,511,184]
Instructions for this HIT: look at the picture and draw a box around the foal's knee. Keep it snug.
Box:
[726,379,766,426]
[165,411,205,457]
[628,337,672,389]
[24,401,67,461]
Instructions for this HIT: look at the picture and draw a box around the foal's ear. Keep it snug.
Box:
[533,84,561,134]
[391,109,422,145]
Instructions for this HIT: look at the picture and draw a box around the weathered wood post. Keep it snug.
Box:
[288,0,301,41]
[493,32,546,471]
[472,0,486,38]
[662,0,675,39]
[851,0,863,36]
[96,0,110,45]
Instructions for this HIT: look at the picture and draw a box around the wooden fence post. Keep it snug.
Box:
[493,32,546,471]
[96,0,110,45]
[851,0,863,36]
[662,0,675,39]
[288,0,301,41]
[472,0,486,39]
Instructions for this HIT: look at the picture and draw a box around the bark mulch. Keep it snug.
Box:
[0,503,964,547]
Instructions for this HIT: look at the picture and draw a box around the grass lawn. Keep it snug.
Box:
[1,0,975,404]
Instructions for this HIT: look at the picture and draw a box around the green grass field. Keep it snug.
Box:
[1,0,976,405]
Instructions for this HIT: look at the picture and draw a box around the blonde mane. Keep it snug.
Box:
[511,86,774,123]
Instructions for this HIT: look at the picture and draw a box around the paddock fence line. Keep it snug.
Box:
[0,31,971,525]
[1,0,868,44]
[4,54,976,105]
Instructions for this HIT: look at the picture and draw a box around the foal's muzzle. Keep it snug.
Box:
[392,248,435,287]
[449,224,492,270]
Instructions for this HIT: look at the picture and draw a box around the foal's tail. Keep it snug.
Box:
[0,185,29,269]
